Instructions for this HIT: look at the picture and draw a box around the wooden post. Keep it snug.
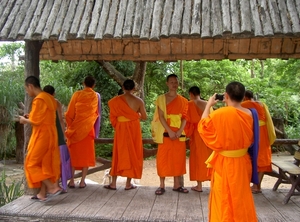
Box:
[23,40,43,195]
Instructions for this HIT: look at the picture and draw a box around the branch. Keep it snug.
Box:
[96,60,126,85]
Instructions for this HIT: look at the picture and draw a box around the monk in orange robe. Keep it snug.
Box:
[198,82,257,222]
[154,74,189,195]
[242,90,273,193]
[19,76,62,201]
[185,86,212,192]
[105,79,147,190]
[65,76,99,188]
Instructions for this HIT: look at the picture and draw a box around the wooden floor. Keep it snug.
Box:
[0,183,300,222]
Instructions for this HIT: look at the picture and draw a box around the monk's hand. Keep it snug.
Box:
[175,130,182,139]
[19,116,28,124]
[167,130,177,140]
[207,94,218,107]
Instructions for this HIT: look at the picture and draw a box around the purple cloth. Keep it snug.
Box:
[94,92,101,138]
[59,144,72,191]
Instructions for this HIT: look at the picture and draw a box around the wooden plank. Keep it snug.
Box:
[258,39,271,54]
[278,0,293,35]
[192,38,203,54]
[249,0,263,36]
[240,0,252,34]
[230,0,240,35]
[281,38,296,54]
[190,0,201,35]
[171,38,182,55]
[200,187,210,222]
[121,187,157,221]
[160,0,174,37]
[42,0,62,40]
[267,0,282,34]
[182,39,193,55]
[272,161,300,175]
[0,0,9,18]
[259,0,274,36]
[58,0,78,42]
[112,39,123,54]
[0,195,35,215]
[0,0,16,33]
[123,0,135,38]
[149,41,161,55]
[61,42,73,55]
[53,41,62,55]
[93,186,138,220]
[114,0,127,38]
[170,0,184,37]
[150,0,164,40]
[211,0,222,37]
[221,0,231,34]
[96,40,102,54]
[103,0,118,38]
[160,38,171,55]
[203,39,214,54]
[23,0,47,40]
[50,0,71,37]
[148,187,178,221]
[18,0,39,36]
[270,38,282,54]
[77,0,94,39]
[176,190,204,221]
[133,40,140,58]
[132,0,144,38]
[140,40,150,55]
[87,0,103,37]
[213,39,223,54]
[238,38,250,54]
[70,0,86,35]
[249,38,260,54]
[140,0,155,39]
[46,41,57,57]
[253,190,286,221]
[287,0,300,34]
[7,0,30,39]
[201,0,211,38]
[95,0,111,39]
[101,39,112,54]
[123,39,133,55]
[82,41,92,54]
[181,0,192,35]
[34,0,55,36]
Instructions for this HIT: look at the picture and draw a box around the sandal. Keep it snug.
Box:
[104,185,117,190]
[173,186,189,194]
[125,184,137,190]
[155,187,165,195]
[67,182,75,189]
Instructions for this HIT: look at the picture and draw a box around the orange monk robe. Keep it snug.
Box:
[108,96,143,179]
[241,101,272,172]
[156,95,188,177]
[65,88,98,168]
[185,101,212,182]
[25,92,60,188]
[199,107,257,222]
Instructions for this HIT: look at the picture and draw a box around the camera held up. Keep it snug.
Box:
[215,94,224,101]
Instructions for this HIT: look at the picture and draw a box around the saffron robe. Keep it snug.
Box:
[185,101,212,182]
[156,95,188,177]
[108,95,143,179]
[199,107,257,222]
[241,101,272,172]
[25,92,60,188]
[65,88,98,168]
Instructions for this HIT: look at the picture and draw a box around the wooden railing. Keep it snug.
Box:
[74,138,299,178]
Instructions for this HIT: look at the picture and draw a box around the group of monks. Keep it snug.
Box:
[20,74,274,221]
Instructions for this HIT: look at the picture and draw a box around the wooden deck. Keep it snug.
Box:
[0,183,300,222]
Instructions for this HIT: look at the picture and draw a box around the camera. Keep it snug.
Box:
[215,94,224,101]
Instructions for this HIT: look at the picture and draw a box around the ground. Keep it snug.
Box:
[1,158,288,190]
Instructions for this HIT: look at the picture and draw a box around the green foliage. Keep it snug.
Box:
[0,171,24,207]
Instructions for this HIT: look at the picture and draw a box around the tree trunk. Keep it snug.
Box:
[0,106,10,160]
[97,61,147,99]
[260,60,264,78]
[251,59,255,78]
[23,40,43,195]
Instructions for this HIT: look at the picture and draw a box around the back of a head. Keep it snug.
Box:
[84,76,96,88]
[123,79,135,91]
[226,81,245,102]
[43,85,55,95]
[245,90,254,99]
[166,74,178,82]
[189,86,200,96]
[25,76,40,88]
[118,88,124,95]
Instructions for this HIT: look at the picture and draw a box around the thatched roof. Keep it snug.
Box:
[1,0,300,61]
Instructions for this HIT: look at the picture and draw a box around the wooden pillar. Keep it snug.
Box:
[23,40,43,195]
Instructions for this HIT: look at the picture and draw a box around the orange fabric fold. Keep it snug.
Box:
[108,96,143,179]
[65,88,98,168]
[156,95,188,177]
[198,107,257,222]
[241,101,272,172]
[25,92,60,188]
[185,101,212,182]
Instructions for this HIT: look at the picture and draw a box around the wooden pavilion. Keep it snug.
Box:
[1,0,300,221]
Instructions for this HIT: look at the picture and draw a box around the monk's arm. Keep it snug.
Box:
[202,94,218,119]
[158,107,176,139]
[139,100,147,120]
[175,118,186,138]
